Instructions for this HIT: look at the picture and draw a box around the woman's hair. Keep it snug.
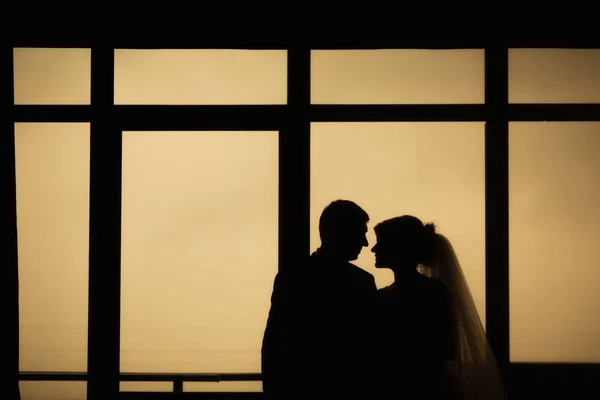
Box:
[374,215,439,268]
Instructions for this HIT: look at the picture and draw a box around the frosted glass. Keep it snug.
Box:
[114,50,287,104]
[509,122,600,362]
[14,48,91,105]
[15,123,90,372]
[509,49,600,103]
[120,130,278,373]
[19,381,86,400]
[311,50,484,104]
[310,122,486,323]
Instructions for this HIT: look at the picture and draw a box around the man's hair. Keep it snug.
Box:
[318,200,369,242]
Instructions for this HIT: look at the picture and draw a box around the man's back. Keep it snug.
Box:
[261,251,377,397]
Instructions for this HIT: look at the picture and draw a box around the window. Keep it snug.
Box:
[184,382,262,393]
[114,50,287,105]
[120,382,172,393]
[19,381,86,400]
[509,49,600,103]
[13,48,91,105]
[311,49,484,104]
[509,122,600,362]
[120,130,278,376]
[15,123,90,373]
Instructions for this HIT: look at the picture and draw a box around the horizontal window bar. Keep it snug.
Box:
[13,105,91,122]
[13,104,600,124]
[509,104,600,121]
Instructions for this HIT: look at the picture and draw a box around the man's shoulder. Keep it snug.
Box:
[347,263,376,286]
[348,263,374,278]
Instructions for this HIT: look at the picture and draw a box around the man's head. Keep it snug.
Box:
[318,200,369,261]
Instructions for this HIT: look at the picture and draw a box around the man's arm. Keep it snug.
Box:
[262,272,315,383]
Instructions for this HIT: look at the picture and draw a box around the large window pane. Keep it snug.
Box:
[509,122,600,362]
[311,50,484,104]
[13,48,91,105]
[15,123,90,372]
[509,49,600,103]
[120,130,278,373]
[114,50,287,104]
[19,381,86,400]
[310,122,486,323]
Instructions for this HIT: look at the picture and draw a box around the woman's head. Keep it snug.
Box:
[371,215,438,271]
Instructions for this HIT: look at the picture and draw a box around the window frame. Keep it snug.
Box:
[7,42,600,399]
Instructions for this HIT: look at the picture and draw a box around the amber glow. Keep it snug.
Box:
[120,130,278,375]
[509,49,600,103]
[114,50,287,105]
[311,49,485,104]
[19,382,86,400]
[509,122,600,362]
[12,48,600,398]
[13,48,91,105]
[15,123,90,374]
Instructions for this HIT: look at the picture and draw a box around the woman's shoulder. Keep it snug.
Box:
[414,275,451,301]
[418,274,446,289]
[379,283,395,291]
[376,283,396,303]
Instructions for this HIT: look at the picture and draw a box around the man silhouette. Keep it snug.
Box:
[261,200,377,398]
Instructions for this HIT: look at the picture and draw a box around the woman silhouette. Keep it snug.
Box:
[371,215,507,400]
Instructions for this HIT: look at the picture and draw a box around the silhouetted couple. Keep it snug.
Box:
[261,200,507,399]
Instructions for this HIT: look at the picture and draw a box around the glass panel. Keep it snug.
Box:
[13,48,91,105]
[15,123,90,371]
[120,382,172,392]
[509,122,600,362]
[310,122,486,323]
[184,382,262,392]
[311,50,484,104]
[19,381,86,400]
[509,49,600,103]
[114,50,287,104]
[120,130,278,373]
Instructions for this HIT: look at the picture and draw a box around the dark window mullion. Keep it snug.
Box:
[5,45,21,400]
[278,48,311,275]
[87,47,121,400]
[12,103,600,124]
[484,47,510,371]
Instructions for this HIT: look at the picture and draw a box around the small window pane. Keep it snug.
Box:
[311,50,484,104]
[19,381,86,400]
[120,382,172,392]
[120,130,278,373]
[114,50,287,104]
[509,49,600,103]
[14,48,91,105]
[509,122,600,362]
[15,123,90,372]
[184,381,262,392]
[311,122,486,323]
